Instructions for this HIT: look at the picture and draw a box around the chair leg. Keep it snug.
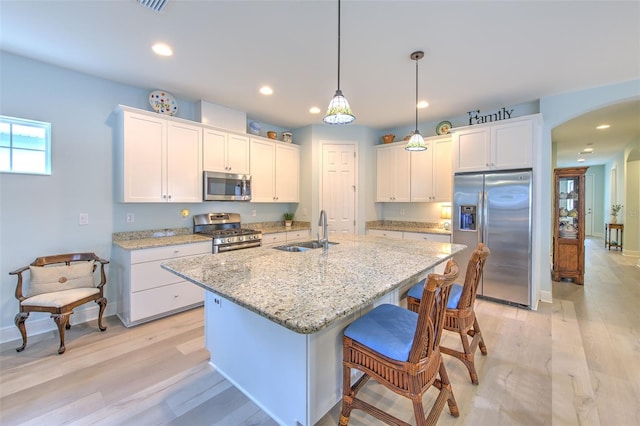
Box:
[53,313,70,354]
[339,365,354,426]
[96,297,108,331]
[14,312,29,352]
[473,317,487,355]
[426,360,459,424]
[457,329,480,385]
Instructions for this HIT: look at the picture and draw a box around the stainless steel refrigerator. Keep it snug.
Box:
[452,170,532,307]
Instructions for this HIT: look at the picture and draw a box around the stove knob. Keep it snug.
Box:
[239,236,244,241]
[226,238,231,243]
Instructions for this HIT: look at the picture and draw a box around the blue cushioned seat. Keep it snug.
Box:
[344,304,417,362]
[408,280,463,309]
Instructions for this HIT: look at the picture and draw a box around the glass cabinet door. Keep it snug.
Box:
[557,176,579,239]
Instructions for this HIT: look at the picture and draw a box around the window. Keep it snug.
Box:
[0,115,51,175]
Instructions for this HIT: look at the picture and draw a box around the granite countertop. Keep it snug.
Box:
[161,234,465,334]
[366,220,451,235]
[113,234,211,250]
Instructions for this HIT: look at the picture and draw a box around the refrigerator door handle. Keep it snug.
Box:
[477,191,483,245]
[482,191,488,244]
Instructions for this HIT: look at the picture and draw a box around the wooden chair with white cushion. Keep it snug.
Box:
[339,259,460,426]
[9,252,109,354]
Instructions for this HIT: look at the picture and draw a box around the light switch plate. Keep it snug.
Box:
[79,213,89,225]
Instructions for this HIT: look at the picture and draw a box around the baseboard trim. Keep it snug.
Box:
[0,302,119,345]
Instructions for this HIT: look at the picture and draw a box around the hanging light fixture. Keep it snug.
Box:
[323,0,355,125]
[405,51,427,151]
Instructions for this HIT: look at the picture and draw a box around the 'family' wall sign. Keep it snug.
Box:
[467,107,515,125]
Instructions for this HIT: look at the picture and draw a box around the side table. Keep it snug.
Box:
[605,223,623,251]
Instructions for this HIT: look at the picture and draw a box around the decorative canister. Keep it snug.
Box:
[282,131,293,143]
[267,131,277,140]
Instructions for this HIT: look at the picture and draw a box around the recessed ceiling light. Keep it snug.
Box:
[583,147,594,153]
[259,86,273,95]
[577,158,585,162]
[152,43,173,56]
[417,100,429,109]
[309,107,321,114]
[596,124,610,130]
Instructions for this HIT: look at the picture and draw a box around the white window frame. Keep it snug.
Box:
[0,115,51,175]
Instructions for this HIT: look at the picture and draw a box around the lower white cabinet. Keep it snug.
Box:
[113,241,211,327]
[367,229,451,274]
[261,229,312,246]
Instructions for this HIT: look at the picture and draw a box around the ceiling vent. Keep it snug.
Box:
[137,0,168,13]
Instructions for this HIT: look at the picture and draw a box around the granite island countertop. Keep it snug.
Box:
[161,234,465,334]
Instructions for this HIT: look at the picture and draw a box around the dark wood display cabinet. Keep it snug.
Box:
[553,167,588,285]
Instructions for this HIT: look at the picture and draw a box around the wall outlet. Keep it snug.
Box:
[252,210,257,217]
[79,213,89,225]
[126,212,135,223]
[400,208,405,216]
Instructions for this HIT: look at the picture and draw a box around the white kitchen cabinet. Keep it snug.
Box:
[369,230,451,274]
[410,135,452,202]
[203,128,250,174]
[367,229,403,239]
[261,228,312,246]
[250,138,300,202]
[287,228,311,242]
[376,142,411,202]
[113,241,210,327]
[118,106,202,203]
[452,114,539,173]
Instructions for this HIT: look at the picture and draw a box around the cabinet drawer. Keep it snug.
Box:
[130,242,210,263]
[287,229,311,242]
[129,281,204,322]
[131,260,185,292]
[403,232,451,243]
[367,229,403,239]
[262,232,287,246]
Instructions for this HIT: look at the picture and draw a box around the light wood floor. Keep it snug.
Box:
[1,237,638,425]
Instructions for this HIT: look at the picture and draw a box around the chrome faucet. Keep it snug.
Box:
[318,209,329,251]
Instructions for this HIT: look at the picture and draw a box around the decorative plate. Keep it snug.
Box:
[249,121,261,135]
[436,120,452,135]
[149,90,178,116]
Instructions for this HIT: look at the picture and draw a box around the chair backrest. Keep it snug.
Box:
[408,259,459,363]
[456,243,490,312]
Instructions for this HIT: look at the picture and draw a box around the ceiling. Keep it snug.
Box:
[1,0,639,167]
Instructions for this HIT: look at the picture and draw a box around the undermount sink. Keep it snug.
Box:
[273,240,339,252]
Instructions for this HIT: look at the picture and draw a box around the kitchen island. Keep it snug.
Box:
[161,234,465,425]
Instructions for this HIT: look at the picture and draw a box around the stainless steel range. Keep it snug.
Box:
[193,213,262,253]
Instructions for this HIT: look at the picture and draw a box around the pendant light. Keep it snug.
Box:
[323,0,355,125]
[405,51,427,151]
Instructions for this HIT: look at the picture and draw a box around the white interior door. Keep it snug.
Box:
[322,143,356,235]
[585,173,594,236]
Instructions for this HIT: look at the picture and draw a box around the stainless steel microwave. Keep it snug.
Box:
[203,171,251,201]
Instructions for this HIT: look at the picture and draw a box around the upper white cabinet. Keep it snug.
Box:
[452,114,540,173]
[410,135,452,202]
[203,128,250,174]
[118,106,202,203]
[376,143,411,202]
[250,138,299,202]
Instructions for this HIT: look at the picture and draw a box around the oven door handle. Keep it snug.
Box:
[216,241,262,253]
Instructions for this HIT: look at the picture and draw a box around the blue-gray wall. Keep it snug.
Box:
[1,50,638,340]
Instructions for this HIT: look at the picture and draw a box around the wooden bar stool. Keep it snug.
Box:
[339,260,460,426]
[407,243,490,384]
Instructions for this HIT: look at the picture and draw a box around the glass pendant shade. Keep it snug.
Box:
[324,0,354,125]
[405,130,426,151]
[405,50,427,151]
[324,89,355,124]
